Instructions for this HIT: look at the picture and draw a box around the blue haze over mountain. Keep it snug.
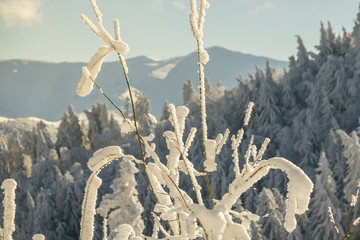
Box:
[0,46,287,120]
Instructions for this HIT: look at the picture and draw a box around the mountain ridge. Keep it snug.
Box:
[0,46,288,120]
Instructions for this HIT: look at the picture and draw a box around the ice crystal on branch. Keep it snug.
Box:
[76,0,129,97]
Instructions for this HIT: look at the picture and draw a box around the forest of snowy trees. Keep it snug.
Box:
[1,2,360,240]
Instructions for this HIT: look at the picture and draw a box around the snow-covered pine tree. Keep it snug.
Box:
[160,99,170,121]
[0,131,8,181]
[316,22,334,66]
[183,80,199,106]
[338,130,360,204]
[133,89,152,135]
[56,105,83,151]
[256,188,286,239]
[5,130,24,177]
[255,60,281,128]
[305,151,344,240]
[97,160,144,239]
[35,121,56,163]
[85,103,111,150]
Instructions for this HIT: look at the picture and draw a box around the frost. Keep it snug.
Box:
[76,67,93,97]
[80,175,102,240]
[87,146,123,172]
[74,0,315,239]
[2,179,17,240]
[328,207,341,237]
[77,0,129,97]
[219,157,313,233]
[147,113,157,124]
[353,217,360,228]
[76,46,113,97]
[32,234,45,240]
[199,48,209,64]
[204,139,217,172]
[121,119,136,134]
[190,204,227,239]
[113,224,136,240]
[243,102,254,126]
[216,128,230,155]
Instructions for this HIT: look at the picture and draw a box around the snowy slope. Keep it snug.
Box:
[0,46,287,120]
[0,116,60,142]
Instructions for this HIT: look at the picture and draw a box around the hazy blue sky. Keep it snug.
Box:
[0,0,359,62]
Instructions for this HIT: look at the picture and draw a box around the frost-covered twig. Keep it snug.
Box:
[219,157,313,233]
[189,0,215,206]
[328,207,342,240]
[243,102,254,127]
[1,179,17,240]
[32,234,45,240]
[102,218,108,240]
[231,129,244,177]
[80,146,123,240]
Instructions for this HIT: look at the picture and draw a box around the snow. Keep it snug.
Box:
[243,102,254,126]
[204,139,217,172]
[351,181,360,207]
[353,217,360,227]
[76,67,93,97]
[147,113,157,124]
[1,179,17,240]
[32,234,45,240]
[77,46,113,97]
[150,63,176,79]
[87,146,123,171]
[81,175,102,240]
[190,204,228,240]
[231,129,244,176]
[121,119,136,134]
[113,224,136,240]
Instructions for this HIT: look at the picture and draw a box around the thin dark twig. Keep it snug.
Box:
[89,76,126,119]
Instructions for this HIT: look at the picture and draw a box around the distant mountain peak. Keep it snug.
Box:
[0,47,288,120]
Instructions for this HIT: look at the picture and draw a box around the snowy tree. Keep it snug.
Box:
[326,129,347,199]
[256,188,285,239]
[183,80,199,106]
[305,152,344,240]
[35,121,56,163]
[5,130,24,177]
[0,131,8,181]
[97,160,144,238]
[254,60,281,127]
[85,103,112,150]
[338,130,360,203]
[133,89,153,135]
[56,105,84,150]
[316,22,335,66]
[160,99,170,121]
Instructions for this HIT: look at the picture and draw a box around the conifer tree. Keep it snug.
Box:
[0,130,8,181]
[56,105,83,150]
[316,22,334,66]
[305,152,344,240]
[160,99,170,121]
[97,160,144,239]
[183,80,199,106]
[35,121,55,163]
[256,188,284,239]
[337,130,360,203]
[5,130,24,176]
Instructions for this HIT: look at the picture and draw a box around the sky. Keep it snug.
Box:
[0,0,359,63]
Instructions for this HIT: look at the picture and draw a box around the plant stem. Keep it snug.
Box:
[196,40,215,207]
[116,52,178,235]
